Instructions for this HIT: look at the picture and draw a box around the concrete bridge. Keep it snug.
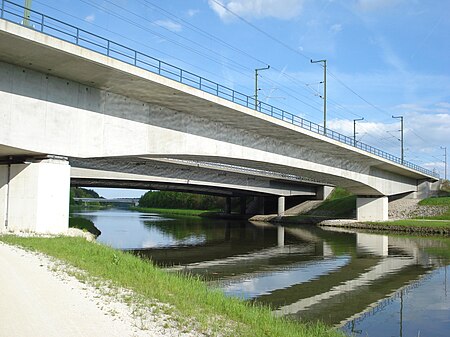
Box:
[0,3,439,233]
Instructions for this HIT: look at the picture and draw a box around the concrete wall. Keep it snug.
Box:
[356,197,388,221]
[0,159,70,234]
[0,164,8,232]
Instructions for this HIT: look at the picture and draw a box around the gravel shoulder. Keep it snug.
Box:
[0,242,199,337]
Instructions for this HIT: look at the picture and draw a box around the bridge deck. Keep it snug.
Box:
[0,4,437,181]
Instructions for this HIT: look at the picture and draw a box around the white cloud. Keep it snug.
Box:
[208,0,305,22]
[187,9,200,17]
[84,14,95,23]
[154,19,182,32]
[330,23,343,34]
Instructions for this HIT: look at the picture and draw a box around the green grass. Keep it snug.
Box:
[418,196,450,206]
[368,219,450,228]
[326,187,353,201]
[130,207,214,217]
[310,195,356,218]
[0,236,343,337]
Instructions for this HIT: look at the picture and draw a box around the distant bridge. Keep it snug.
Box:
[73,198,139,206]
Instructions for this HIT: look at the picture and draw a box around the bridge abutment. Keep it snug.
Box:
[0,158,70,234]
[356,196,388,221]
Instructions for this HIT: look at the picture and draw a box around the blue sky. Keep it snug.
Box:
[20,0,450,197]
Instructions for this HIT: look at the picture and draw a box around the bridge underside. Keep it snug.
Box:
[70,156,323,197]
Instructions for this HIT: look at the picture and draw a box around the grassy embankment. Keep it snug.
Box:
[278,188,356,224]
[369,196,450,230]
[130,206,213,217]
[0,236,343,337]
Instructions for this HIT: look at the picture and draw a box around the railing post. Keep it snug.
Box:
[106,40,110,56]
[180,69,183,82]
[75,28,79,44]
[216,84,219,96]
[40,15,44,32]
[199,77,202,90]
[158,60,161,74]
[1,0,4,19]
[134,51,137,66]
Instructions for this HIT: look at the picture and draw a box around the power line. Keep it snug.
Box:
[209,0,311,62]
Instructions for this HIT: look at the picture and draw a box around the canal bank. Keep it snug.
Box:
[7,208,449,336]
[0,235,343,337]
[0,241,180,337]
[70,209,450,336]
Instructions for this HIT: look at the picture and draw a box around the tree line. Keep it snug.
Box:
[138,191,224,210]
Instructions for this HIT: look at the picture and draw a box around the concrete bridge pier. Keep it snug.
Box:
[277,196,285,217]
[356,196,388,221]
[0,158,70,234]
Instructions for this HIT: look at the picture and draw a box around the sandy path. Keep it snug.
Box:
[0,242,198,337]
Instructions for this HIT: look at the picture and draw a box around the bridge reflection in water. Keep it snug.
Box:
[130,221,446,331]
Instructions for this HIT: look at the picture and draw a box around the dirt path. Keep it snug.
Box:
[0,242,196,337]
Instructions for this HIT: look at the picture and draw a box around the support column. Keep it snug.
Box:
[225,196,232,214]
[1,158,70,234]
[277,196,285,217]
[239,196,247,215]
[356,196,388,221]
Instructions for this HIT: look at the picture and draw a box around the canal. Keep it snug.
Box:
[72,208,450,337]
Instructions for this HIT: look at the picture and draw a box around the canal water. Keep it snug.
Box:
[72,209,450,337]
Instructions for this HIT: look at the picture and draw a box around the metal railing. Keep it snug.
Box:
[0,0,439,178]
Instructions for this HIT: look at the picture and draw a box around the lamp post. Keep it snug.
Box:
[442,146,447,180]
[255,65,270,111]
[310,59,327,132]
[392,115,404,164]
[353,117,364,146]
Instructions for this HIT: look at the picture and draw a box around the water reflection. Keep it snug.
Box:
[73,209,450,336]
